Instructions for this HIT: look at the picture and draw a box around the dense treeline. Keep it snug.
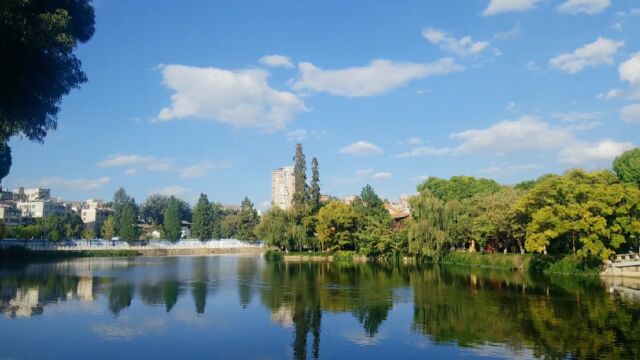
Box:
[1,187,260,242]
[258,146,640,264]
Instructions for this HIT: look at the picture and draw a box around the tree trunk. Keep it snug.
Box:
[572,232,576,255]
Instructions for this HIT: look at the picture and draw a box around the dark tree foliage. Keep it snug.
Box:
[0,0,95,143]
[141,194,191,225]
[0,142,11,185]
[237,197,259,241]
[309,157,321,212]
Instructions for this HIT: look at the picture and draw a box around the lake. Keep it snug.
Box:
[0,255,639,359]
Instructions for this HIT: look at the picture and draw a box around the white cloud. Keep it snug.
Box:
[124,169,138,176]
[400,137,422,145]
[550,37,623,74]
[526,61,541,71]
[621,104,640,123]
[98,154,153,167]
[371,172,392,180]
[598,88,622,99]
[156,64,306,131]
[559,140,635,164]
[339,141,384,156]
[37,177,111,190]
[558,0,610,15]
[285,129,308,142]
[619,52,640,85]
[483,0,539,16]
[395,146,452,158]
[552,111,601,122]
[293,58,463,97]
[258,54,294,68]
[98,154,172,172]
[422,28,490,57]
[155,186,191,198]
[180,160,226,179]
[451,117,573,154]
[494,23,521,40]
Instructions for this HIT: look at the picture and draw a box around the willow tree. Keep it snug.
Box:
[408,191,464,257]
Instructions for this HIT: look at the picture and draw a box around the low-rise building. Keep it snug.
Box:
[80,199,111,230]
[0,205,22,226]
[16,200,66,219]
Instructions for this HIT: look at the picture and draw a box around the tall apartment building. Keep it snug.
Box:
[271,166,295,210]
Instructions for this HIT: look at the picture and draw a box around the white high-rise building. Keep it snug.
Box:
[271,166,295,210]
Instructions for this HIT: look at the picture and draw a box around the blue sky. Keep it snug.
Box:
[5,0,640,208]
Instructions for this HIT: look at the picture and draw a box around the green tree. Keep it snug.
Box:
[191,194,212,241]
[82,227,96,240]
[209,202,223,239]
[101,215,116,240]
[119,201,139,242]
[613,147,640,187]
[352,185,397,257]
[315,200,357,252]
[0,1,95,178]
[308,157,321,212]
[163,196,181,241]
[469,188,524,253]
[417,176,502,201]
[221,214,240,239]
[292,143,308,216]
[237,197,259,241]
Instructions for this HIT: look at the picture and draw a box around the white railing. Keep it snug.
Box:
[0,239,263,251]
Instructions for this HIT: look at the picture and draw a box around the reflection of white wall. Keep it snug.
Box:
[77,277,94,301]
[270,305,294,328]
[8,287,40,318]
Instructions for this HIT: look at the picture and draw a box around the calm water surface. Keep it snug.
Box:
[0,255,639,359]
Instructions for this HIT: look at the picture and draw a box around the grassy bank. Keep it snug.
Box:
[438,251,534,270]
[0,246,141,261]
[265,250,358,262]
[433,251,602,276]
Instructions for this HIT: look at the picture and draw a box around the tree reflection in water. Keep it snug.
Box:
[0,257,639,359]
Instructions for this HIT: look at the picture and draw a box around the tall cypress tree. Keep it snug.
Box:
[119,201,139,242]
[309,157,321,212]
[191,193,212,241]
[292,143,308,215]
[163,196,181,241]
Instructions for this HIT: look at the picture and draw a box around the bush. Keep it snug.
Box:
[545,255,601,275]
[264,249,283,261]
[333,250,355,262]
